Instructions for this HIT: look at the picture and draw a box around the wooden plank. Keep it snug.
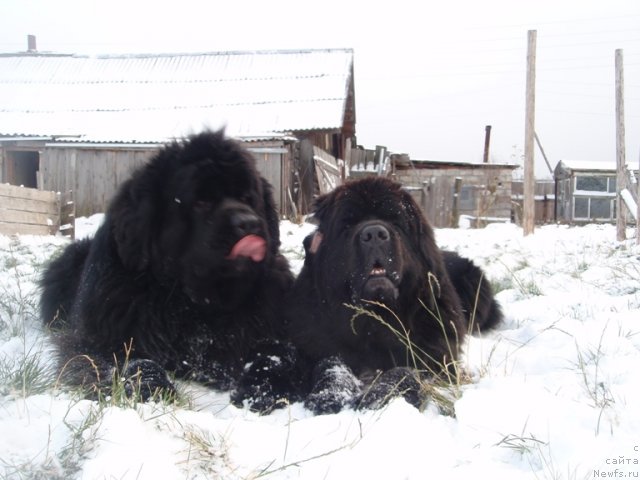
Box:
[0,194,58,215]
[0,223,52,236]
[313,147,341,195]
[0,183,57,202]
[0,183,64,236]
[59,190,75,239]
[0,208,56,226]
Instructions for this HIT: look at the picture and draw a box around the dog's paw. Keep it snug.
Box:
[231,343,302,414]
[122,359,176,401]
[357,367,425,411]
[304,357,362,415]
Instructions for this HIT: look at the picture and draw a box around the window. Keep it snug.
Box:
[572,173,617,221]
[576,176,607,192]
[574,175,616,193]
[574,198,589,218]
[573,197,614,220]
[590,198,611,218]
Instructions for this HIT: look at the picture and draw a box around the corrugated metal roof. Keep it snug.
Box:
[0,48,354,142]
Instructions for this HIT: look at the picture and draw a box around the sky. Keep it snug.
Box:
[1,0,639,178]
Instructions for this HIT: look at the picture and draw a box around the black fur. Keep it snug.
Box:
[441,250,502,332]
[40,130,300,411]
[286,177,502,414]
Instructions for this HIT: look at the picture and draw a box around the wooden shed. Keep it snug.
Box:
[0,48,356,219]
[511,180,555,225]
[392,158,518,228]
[554,160,639,224]
[0,136,297,218]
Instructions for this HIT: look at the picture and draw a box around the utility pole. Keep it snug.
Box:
[615,49,627,241]
[523,30,537,236]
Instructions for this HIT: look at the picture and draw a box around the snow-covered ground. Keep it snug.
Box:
[0,216,639,480]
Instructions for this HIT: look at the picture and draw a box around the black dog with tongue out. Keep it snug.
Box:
[40,130,300,412]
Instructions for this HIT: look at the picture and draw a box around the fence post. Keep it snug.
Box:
[451,177,462,228]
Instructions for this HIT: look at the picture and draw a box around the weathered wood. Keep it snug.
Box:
[0,191,58,215]
[523,30,537,236]
[451,177,462,227]
[59,190,75,239]
[374,146,385,173]
[0,223,52,236]
[395,163,514,228]
[0,183,57,202]
[313,147,341,194]
[39,142,290,218]
[0,183,73,236]
[295,139,315,215]
[534,131,554,175]
[615,49,627,241]
[0,208,55,226]
[344,138,352,180]
[41,146,158,217]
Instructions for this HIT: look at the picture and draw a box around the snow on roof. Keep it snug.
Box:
[557,160,618,171]
[555,160,640,175]
[0,49,354,143]
[402,158,519,169]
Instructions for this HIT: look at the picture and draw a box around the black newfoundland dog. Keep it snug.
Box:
[286,177,502,414]
[40,130,299,412]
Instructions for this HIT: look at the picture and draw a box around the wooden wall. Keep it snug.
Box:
[245,141,292,217]
[40,147,154,217]
[394,165,513,228]
[38,141,291,218]
[512,180,556,224]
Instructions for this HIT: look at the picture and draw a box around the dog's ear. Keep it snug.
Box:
[306,231,323,254]
[110,179,157,271]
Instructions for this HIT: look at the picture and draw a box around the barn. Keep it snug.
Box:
[0,47,355,219]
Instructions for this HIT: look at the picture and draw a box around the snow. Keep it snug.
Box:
[1,218,639,479]
[621,189,638,221]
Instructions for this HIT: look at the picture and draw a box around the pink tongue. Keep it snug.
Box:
[227,235,267,262]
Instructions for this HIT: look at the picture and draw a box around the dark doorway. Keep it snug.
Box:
[5,151,39,188]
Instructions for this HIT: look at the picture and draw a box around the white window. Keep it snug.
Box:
[573,174,616,220]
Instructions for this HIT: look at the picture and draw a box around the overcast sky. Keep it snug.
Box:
[1,0,639,178]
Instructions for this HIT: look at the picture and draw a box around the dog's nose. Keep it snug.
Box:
[359,223,390,246]
[230,210,261,236]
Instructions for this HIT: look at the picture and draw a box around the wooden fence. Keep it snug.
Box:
[313,146,342,194]
[349,146,389,178]
[511,180,555,225]
[0,184,75,237]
